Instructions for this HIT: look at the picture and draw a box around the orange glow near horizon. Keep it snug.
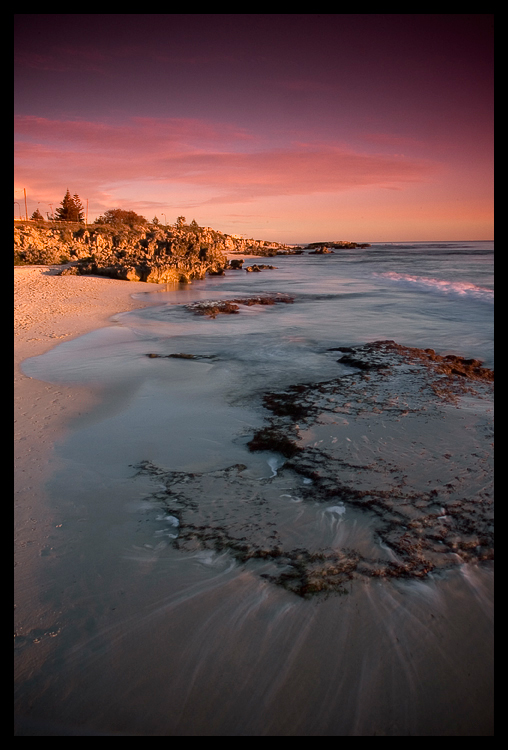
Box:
[14,15,493,243]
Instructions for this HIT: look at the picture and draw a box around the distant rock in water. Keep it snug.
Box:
[306,241,371,250]
[186,293,294,318]
[227,258,244,270]
[276,248,304,255]
[14,223,291,283]
[245,264,278,272]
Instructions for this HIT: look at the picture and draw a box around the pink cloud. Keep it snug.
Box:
[15,115,254,151]
[15,115,438,211]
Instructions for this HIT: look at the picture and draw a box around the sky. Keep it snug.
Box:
[14,14,494,243]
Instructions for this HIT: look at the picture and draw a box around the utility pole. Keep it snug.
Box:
[24,188,28,221]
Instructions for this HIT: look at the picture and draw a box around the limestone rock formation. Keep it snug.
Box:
[14,223,291,283]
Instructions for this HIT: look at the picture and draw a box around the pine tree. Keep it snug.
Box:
[72,194,85,223]
[55,189,84,222]
[30,208,44,221]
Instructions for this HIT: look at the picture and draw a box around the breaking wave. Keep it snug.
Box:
[376,272,494,303]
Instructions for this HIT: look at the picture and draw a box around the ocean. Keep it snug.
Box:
[18,241,494,735]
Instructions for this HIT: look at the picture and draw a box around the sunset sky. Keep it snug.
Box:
[14,14,494,243]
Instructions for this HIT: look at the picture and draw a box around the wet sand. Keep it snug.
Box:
[13,256,266,734]
[14,255,266,574]
[14,265,494,736]
[14,266,158,691]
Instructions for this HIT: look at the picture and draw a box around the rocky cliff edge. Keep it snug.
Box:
[14,223,290,283]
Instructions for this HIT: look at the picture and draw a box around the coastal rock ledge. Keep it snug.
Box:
[14,223,291,283]
[135,340,493,598]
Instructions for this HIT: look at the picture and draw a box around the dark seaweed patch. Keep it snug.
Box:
[247,428,302,458]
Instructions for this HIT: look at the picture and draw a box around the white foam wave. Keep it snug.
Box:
[376,272,493,303]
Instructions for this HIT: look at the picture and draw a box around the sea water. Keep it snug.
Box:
[16,241,494,736]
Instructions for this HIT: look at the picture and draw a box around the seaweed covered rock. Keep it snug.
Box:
[134,340,493,598]
[185,293,294,318]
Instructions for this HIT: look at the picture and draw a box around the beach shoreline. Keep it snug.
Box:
[14,259,265,650]
[14,258,256,460]
[14,264,160,465]
[14,266,161,649]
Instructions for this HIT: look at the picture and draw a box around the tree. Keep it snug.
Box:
[175,216,187,228]
[73,194,85,223]
[152,216,160,225]
[30,208,44,221]
[55,189,85,222]
[94,208,147,228]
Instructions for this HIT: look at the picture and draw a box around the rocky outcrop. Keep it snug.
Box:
[14,224,89,265]
[185,293,294,318]
[306,241,371,249]
[14,223,291,283]
[213,231,289,256]
[245,264,278,272]
[227,258,244,270]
